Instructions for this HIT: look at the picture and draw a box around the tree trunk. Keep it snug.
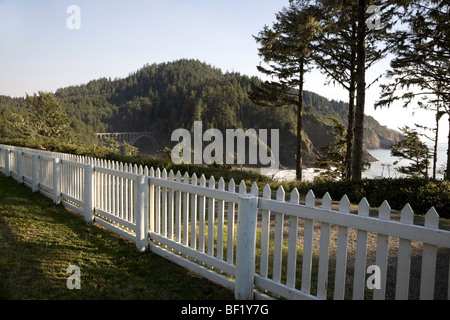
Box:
[345,22,357,181]
[296,59,304,181]
[352,0,366,180]
[432,109,439,180]
[446,115,450,181]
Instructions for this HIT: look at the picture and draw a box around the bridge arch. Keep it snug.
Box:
[96,132,159,150]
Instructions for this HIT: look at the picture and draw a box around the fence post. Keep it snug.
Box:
[32,154,39,192]
[135,175,149,251]
[16,151,23,183]
[149,167,155,233]
[235,194,258,300]
[53,158,61,204]
[4,148,10,177]
[84,164,94,224]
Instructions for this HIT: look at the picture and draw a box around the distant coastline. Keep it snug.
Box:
[262,142,448,182]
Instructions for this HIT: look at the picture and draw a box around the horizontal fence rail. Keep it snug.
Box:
[0,143,449,300]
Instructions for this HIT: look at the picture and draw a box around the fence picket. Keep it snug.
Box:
[301,190,315,293]
[207,176,215,255]
[168,170,175,240]
[395,204,414,300]
[239,180,246,194]
[175,171,182,242]
[199,175,206,252]
[260,184,271,278]
[182,172,190,246]
[286,188,299,288]
[373,200,391,300]
[124,163,129,222]
[352,198,370,300]
[155,168,161,234]
[227,179,236,263]
[149,167,155,233]
[273,186,285,283]
[217,177,225,260]
[190,173,198,249]
[317,192,332,299]
[161,169,167,237]
[420,207,439,300]
[334,195,350,300]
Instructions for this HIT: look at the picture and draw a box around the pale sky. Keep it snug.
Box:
[0,0,448,142]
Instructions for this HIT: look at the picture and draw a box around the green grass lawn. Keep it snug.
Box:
[0,174,234,300]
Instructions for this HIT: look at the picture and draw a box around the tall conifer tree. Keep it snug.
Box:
[250,0,322,180]
[376,0,449,179]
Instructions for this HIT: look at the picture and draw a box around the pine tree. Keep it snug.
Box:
[391,126,431,178]
[317,0,401,180]
[314,117,348,180]
[249,0,322,181]
[26,91,73,141]
[376,0,450,180]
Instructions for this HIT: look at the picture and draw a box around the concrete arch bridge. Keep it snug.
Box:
[96,132,159,150]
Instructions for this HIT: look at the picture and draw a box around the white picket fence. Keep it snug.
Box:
[1,144,449,300]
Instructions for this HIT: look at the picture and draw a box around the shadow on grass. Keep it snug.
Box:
[0,174,234,300]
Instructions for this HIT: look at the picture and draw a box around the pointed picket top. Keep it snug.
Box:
[425,207,439,229]
[208,175,215,188]
[124,163,129,172]
[305,190,315,207]
[339,195,350,213]
[149,166,154,177]
[322,192,332,210]
[218,177,225,190]
[251,182,259,196]
[276,185,285,201]
[168,170,174,180]
[183,172,189,183]
[200,174,206,187]
[139,165,144,174]
[290,188,299,204]
[143,166,148,176]
[134,164,138,173]
[176,171,182,182]
[263,184,271,198]
[120,162,124,171]
[358,197,370,217]
[239,180,246,194]
[379,200,391,220]
[400,204,414,224]
[228,178,235,192]
[191,173,198,185]
[162,168,167,179]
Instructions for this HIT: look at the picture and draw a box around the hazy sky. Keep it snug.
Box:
[0,0,447,141]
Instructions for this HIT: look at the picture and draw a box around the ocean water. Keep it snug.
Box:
[365,142,448,179]
[263,142,448,182]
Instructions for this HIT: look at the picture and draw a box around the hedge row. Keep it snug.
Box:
[293,178,450,219]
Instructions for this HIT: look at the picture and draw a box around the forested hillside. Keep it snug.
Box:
[1,59,401,167]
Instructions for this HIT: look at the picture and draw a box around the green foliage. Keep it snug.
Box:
[0,92,97,147]
[313,117,347,180]
[26,92,72,140]
[390,126,431,178]
[288,177,450,219]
